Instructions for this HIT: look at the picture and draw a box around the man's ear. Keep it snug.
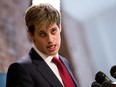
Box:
[60,26,62,33]
[28,31,34,41]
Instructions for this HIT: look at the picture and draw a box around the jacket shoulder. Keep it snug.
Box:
[17,55,31,63]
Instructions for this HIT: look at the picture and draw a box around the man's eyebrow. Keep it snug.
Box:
[38,30,45,32]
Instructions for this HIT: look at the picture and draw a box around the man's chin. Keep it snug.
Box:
[47,51,58,56]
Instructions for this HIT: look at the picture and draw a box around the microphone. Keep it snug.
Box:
[102,81,116,87]
[95,71,112,84]
[91,81,102,87]
[110,65,116,79]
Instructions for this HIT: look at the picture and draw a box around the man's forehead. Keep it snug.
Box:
[35,22,58,31]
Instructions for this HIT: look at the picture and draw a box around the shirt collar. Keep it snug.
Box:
[32,45,59,62]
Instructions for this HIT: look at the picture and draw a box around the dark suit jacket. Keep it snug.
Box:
[6,48,78,87]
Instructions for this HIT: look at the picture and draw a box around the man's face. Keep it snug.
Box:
[30,22,61,56]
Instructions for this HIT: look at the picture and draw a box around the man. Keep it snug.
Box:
[6,3,78,87]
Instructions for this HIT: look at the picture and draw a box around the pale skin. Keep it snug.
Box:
[29,22,62,57]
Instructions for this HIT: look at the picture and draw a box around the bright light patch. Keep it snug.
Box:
[32,0,60,11]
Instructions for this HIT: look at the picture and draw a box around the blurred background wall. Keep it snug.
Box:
[0,0,31,87]
[61,0,116,87]
[0,0,116,87]
[0,0,31,72]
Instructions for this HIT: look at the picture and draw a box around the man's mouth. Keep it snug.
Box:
[47,45,56,51]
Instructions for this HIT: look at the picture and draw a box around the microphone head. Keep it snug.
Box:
[102,81,116,87]
[102,81,112,87]
[110,65,116,79]
[91,81,102,87]
[95,71,111,84]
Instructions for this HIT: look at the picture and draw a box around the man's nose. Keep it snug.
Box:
[47,34,53,43]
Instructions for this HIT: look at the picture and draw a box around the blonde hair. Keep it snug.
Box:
[25,3,61,35]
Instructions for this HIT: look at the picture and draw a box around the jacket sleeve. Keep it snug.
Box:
[6,63,34,87]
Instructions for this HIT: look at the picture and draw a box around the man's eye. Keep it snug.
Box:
[39,33,46,37]
[52,29,57,33]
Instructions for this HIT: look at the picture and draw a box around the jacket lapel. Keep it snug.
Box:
[29,48,63,87]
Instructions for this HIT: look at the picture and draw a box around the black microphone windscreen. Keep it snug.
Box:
[102,81,116,87]
[102,81,112,87]
[95,71,111,84]
[110,65,116,79]
[91,82,102,87]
